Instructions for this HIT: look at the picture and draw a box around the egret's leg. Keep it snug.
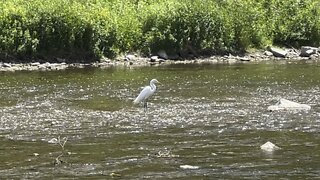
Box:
[143,101,148,111]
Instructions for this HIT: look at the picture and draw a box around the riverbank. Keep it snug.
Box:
[0,46,319,72]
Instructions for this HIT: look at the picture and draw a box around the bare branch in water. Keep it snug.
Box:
[57,136,68,151]
[54,136,69,166]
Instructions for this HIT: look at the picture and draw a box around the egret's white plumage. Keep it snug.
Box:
[133,79,160,109]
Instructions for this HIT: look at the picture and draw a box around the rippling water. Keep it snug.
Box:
[0,61,320,179]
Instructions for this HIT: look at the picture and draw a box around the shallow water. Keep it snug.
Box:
[0,61,320,179]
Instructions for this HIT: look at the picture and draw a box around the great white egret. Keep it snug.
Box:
[133,79,160,110]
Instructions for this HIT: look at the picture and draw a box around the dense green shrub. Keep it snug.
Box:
[226,0,271,51]
[141,0,230,55]
[0,0,319,62]
[270,0,320,47]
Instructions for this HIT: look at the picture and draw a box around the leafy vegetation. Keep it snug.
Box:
[0,0,319,62]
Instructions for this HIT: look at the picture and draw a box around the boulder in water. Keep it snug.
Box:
[260,141,280,152]
[267,98,311,111]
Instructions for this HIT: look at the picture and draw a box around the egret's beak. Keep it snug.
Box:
[157,81,161,84]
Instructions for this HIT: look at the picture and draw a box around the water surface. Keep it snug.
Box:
[0,61,320,179]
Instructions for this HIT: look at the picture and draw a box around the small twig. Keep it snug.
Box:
[54,154,64,165]
[57,136,68,151]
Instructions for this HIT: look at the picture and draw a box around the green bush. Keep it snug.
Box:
[141,0,230,55]
[270,0,320,47]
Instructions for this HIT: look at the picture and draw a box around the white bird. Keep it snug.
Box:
[133,79,160,110]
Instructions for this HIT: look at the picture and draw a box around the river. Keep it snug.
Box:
[0,61,319,179]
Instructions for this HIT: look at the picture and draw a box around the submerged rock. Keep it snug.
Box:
[260,141,280,152]
[267,98,311,111]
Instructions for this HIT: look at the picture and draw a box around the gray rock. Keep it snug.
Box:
[264,50,273,56]
[286,49,299,58]
[268,98,311,111]
[300,46,318,57]
[238,56,250,61]
[309,53,319,60]
[150,56,159,62]
[260,141,280,152]
[124,54,136,61]
[268,47,287,58]
[150,56,165,63]
[3,63,12,68]
[31,62,41,66]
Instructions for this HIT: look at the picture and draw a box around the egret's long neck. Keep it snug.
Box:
[150,82,156,91]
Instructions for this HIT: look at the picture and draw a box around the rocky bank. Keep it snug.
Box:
[1,46,319,72]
